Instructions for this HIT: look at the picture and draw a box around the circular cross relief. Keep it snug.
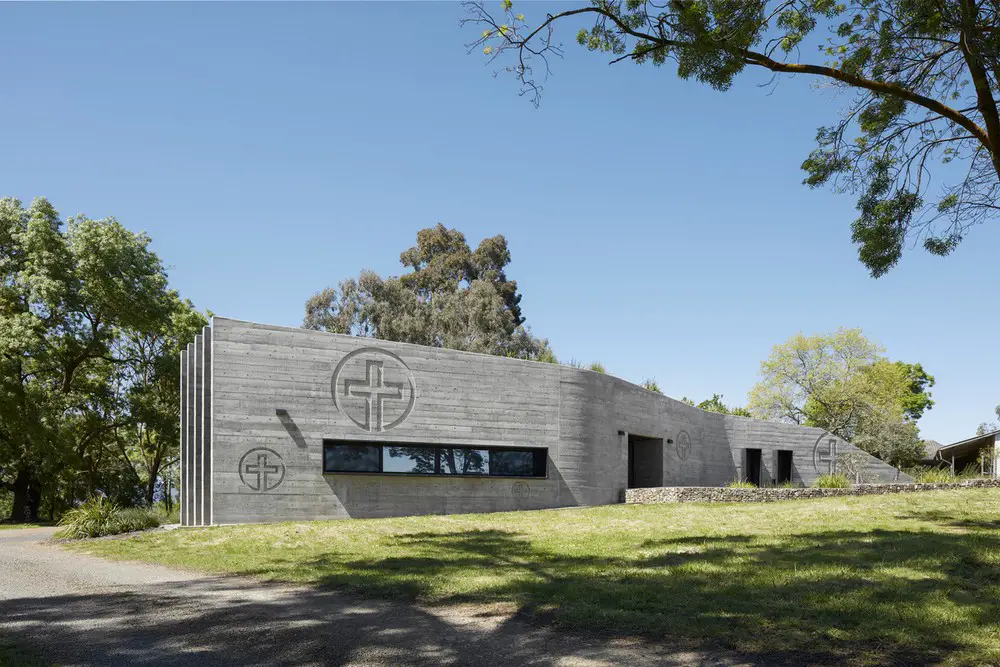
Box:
[813,433,840,474]
[675,430,691,461]
[238,448,286,492]
[331,347,416,433]
[511,481,530,499]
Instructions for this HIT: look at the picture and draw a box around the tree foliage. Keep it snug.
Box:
[976,403,1000,435]
[304,224,553,360]
[0,197,204,521]
[465,0,1000,276]
[696,393,754,417]
[747,327,934,466]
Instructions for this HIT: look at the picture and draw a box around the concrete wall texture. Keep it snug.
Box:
[179,317,911,525]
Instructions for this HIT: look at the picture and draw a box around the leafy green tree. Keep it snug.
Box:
[747,328,934,467]
[976,404,1000,435]
[465,0,1000,276]
[114,299,207,505]
[304,224,553,360]
[696,393,752,417]
[0,197,199,521]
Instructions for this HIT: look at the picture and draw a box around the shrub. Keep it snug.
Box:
[57,496,163,539]
[727,478,757,489]
[812,474,851,489]
[588,361,607,374]
[912,467,957,483]
[641,378,662,394]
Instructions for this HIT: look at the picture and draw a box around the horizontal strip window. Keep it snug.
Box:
[323,441,546,478]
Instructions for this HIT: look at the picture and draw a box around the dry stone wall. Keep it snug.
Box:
[625,479,1000,504]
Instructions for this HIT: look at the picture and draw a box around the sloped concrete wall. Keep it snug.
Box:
[192,317,910,524]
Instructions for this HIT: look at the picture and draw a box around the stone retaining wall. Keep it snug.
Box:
[624,478,1000,504]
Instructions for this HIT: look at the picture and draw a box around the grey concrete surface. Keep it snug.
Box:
[0,528,741,667]
[190,317,910,525]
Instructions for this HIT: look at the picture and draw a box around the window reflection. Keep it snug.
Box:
[438,448,488,475]
[323,441,545,478]
[383,447,436,474]
[324,444,379,473]
[490,449,537,476]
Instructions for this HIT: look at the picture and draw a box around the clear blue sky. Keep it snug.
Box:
[3,2,996,444]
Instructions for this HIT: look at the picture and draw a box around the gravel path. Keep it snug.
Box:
[0,527,739,667]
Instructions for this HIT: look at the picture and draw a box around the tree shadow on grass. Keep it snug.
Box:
[0,576,713,667]
[894,508,1000,530]
[300,528,1000,666]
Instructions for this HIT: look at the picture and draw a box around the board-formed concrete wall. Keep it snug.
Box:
[179,317,911,525]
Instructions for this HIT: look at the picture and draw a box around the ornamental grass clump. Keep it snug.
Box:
[57,496,163,539]
[913,467,958,484]
[726,478,757,489]
[812,474,851,489]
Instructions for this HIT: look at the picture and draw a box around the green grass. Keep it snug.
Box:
[71,489,1000,665]
[0,523,52,530]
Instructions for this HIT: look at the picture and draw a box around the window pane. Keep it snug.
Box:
[324,444,379,473]
[439,448,489,475]
[490,449,545,477]
[383,446,437,474]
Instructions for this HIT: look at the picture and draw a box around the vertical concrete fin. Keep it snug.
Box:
[179,348,187,526]
[201,326,212,525]
[186,343,196,526]
[193,334,204,526]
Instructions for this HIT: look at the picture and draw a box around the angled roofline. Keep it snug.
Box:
[931,429,999,459]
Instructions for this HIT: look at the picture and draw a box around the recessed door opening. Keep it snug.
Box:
[745,448,762,486]
[627,434,664,488]
[776,450,793,485]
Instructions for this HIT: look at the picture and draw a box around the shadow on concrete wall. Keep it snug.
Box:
[322,462,579,520]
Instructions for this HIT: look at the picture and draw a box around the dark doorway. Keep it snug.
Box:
[776,450,793,485]
[745,448,762,486]
[628,434,664,488]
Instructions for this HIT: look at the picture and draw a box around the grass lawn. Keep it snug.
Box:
[0,523,52,530]
[72,489,1000,666]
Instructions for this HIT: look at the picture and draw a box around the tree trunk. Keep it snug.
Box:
[145,473,157,507]
[11,468,41,523]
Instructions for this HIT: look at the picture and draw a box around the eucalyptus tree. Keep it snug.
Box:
[304,223,553,360]
[466,0,1000,276]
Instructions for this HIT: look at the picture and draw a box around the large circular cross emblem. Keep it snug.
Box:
[332,347,416,432]
[813,433,840,474]
[238,448,285,492]
[675,430,691,461]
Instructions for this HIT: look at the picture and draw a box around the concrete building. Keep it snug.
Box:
[179,317,911,526]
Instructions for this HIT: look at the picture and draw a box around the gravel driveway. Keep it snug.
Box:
[0,527,738,667]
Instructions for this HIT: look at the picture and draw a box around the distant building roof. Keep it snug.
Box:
[922,430,999,464]
[922,439,944,458]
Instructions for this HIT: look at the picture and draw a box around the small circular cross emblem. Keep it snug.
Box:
[675,430,691,461]
[332,347,416,432]
[511,481,529,499]
[239,448,286,492]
